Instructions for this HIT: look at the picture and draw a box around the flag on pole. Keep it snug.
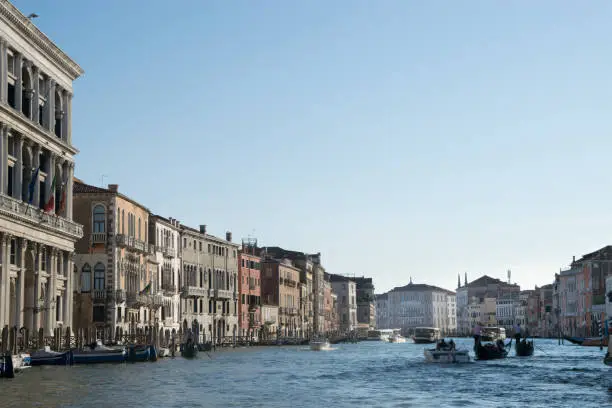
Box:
[139,282,151,295]
[43,174,56,213]
[27,166,40,204]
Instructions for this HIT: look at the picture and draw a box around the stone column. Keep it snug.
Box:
[45,249,56,335]
[4,237,11,329]
[14,53,22,112]
[33,245,41,333]
[16,238,26,329]
[67,254,74,334]
[66,93,72,145]
[0,124,6,196]
[61,91,69,142]
[46,79,55,133]
[0,233,8,327]
[13,134,22,200]
[32,66,40,124]
[0,38,6,103]
[66,162,74,220]
[32,144,41,207]
[43,152,55,211]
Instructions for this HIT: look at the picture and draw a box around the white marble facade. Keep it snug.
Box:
[0,2,83,336]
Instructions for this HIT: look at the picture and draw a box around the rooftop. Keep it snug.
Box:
[73,180,150,212]
[390,282,455,295]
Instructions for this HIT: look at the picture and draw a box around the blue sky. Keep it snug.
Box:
[13,0,612,293]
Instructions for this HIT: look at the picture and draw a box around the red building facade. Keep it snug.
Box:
[238,240,261,339]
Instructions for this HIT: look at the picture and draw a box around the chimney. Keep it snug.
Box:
[572,255,575,263]
[169,217,174,224]
[108,184,118,192]
[176,220,180,228]
[199,225,207,234]
[226,231,232,242]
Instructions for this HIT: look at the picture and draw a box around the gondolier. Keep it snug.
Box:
[473,322,482,345]
[513,323,522,342]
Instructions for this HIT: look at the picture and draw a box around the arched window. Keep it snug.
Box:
[92,205,105,233]
[200,268,203,288]
[81,263,91,292]
[121,209,125,234]
[94,263,105,290]
[138,218,141,240]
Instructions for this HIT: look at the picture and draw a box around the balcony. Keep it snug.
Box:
[0,193,83,239]
[162,283,177,295]
[126,292,148,308]
[181,286,208,298]
[91,232,107,244]
[150,294,164,309]
[115,289,126,303]
[162,246,177,258]
[115,234,148,253]
[209,288,233,299]
[93,290,106,302]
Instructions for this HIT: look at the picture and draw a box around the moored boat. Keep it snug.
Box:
[30,346,73,366]
[474,338,511,360]
[127,345,151,362]
[158,347,171,358]
[180,342,198,358]
[563,336,584,345]
[0,353,14,378]
[515,338,534,357]
[72,340,127,364]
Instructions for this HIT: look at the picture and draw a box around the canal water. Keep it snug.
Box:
[2,338,611,407]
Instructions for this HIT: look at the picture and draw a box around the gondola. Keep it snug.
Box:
[515,338,534,357]
[474,338,512,360]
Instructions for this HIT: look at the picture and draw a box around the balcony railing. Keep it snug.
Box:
[181,286,208,298]
[127,292,149,307]
[91,232,107,244]
[150,294,164,308]
[0,193,83,239]
[115,289,126,303]
[93,290,106,302]
[163,246,177,258]
[209,289,233,299]
[162,283,177,295]
[115,234,148,253]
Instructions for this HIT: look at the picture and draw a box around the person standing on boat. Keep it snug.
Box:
[473,322,482,345]
[513,323,522,342]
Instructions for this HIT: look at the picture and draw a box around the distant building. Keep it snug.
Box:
[353,276,376,329]
[329,274,357,333]
[456,274,520,335]
[384,280,456,335]
[238,238,261,340]
[376,293,389,329]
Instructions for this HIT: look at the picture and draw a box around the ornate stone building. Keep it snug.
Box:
[0,2,83,337]
[149,215,181,333]
[180,224,239,344]
[73,182,160,339]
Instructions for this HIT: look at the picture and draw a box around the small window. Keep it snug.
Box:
[94,262,105,290]
[93,205,105,233]
[9,239,16,265]
[81,264,92,292]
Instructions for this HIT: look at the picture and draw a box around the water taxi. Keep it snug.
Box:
[424,340,470,363]
[413,327,440,344]
[389,333,408,343]
[310,338,332,351]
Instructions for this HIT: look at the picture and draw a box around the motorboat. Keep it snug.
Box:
[30,346,73,366]
[389,333,407,343]
[0,352,30,378]
[480,327,507,342]
[424,346,470,363]
[309,339,332,351]
[413,327,441,344]
[72,340,127,364]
